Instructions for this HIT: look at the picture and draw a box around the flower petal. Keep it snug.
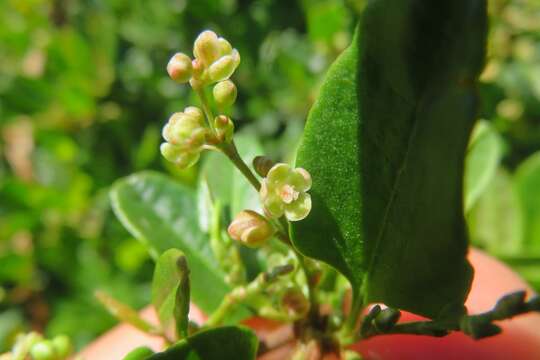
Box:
[291,168,312,192]
[284,193,311,221]
[266,163,292,186]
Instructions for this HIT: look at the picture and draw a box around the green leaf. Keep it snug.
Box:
[292,0,487,318]
[152,249,190,337]
[148,326,258,360]
[467,169,523,256]
[464,120,503,212]
[123,346,155,360]
[110,171,240,316]
[515,151,540,252]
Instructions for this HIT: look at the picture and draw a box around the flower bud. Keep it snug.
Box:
[162,109,206,150]
[228,210,274,247]
[30,340,56,360]
[214,115,234,143]
[160,143,200,169]
[192,30,240,85]
[253,156,275,177]
[193,30,222,67]
[213,80,237,108]
[281,288,309,318]
[51,335,71,358]
[183,106,205,122]
[167,53,193,83]
[208,50,240,83]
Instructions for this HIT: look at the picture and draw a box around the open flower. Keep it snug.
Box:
[160,107,207,168]
[260,164,312,221]
[193,30,240,84]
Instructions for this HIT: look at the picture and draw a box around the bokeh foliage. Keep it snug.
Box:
[0,0,539,352]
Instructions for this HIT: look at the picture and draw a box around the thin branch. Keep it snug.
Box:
[359,291,540,341]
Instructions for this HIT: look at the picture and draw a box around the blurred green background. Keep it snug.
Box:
[0,0,539,352]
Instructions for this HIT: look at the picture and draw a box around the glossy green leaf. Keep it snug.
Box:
[468,169,523,256]
[111,171,238,316]
[148,326,258,360]
[464,120,503,212]
[152,249,190,336]
[515,151,540,252]
[123,346,155,360]
[292,0,487,318]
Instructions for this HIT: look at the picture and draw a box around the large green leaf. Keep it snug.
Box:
[515,151,540,252]
[292,0,487,318]
[464,120,503,212]
[111,171,234,315]
[148,326,258,360]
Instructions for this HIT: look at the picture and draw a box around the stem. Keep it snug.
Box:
[206,267,293,327]
[195,88,215,131]
[296,252,317,312]
[360,291,540,340]
[220,141,261,191]
[341,289,363,341]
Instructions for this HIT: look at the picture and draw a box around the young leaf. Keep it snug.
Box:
[464,120,503,212]
[152,249,190,337]
[111,171,247,318]
[292,0,487,318]
[147,326,258,360]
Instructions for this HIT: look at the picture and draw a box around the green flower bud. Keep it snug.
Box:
[30,341,56,360]
[193,30,222,67]
[166,53,193,83]
[207,50,240,83]
[51,335,71,358]
[213,115,234,143]
[192,30,240,84]
[213,80,237,108]
[227,210,274,248]
[160,143,200,169]
[162,108,206,153]
[260,164,312,221]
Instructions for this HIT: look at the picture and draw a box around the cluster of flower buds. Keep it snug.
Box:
[160,107,207,168]
[162,30,241,169]
[166,30,240,88]
[192,30,241,87]
[10,332,72,360]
